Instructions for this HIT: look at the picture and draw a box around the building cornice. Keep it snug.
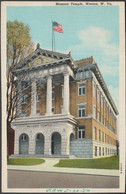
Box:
[77,63,118,115]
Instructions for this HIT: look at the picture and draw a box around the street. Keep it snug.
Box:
[8,170,119,188]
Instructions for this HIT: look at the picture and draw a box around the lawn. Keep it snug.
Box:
[8,158,45,165]
[54,155,119,169]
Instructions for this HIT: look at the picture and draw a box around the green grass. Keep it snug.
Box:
[54,155,119,169]
[8,158,45,165]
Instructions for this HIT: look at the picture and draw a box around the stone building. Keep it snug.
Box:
[12,44,118,158]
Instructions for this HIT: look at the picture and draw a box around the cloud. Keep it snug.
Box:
[78,26,119,57]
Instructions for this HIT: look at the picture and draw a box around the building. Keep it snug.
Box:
[12,44,118,158]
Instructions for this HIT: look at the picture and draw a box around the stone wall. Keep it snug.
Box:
[70,139,93,158]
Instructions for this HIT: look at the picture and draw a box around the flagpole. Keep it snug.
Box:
[52,20,53,51]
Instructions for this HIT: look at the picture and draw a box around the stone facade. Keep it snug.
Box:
[12,45,118,158]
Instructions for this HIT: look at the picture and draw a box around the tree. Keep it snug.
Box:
[7,20,34,156]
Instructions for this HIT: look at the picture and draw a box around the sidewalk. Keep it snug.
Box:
[7,158,119,177]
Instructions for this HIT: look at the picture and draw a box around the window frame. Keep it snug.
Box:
[22,94,28,104]
[94,127,97,140]
[93,105,96,119]
[95,146,97,156]
[52,87,55,100]
[78,126,85,139]
[36,93,41,102]
[78,82,86,96]
[78,104,86,117]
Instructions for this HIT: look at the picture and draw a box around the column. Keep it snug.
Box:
[46,75,52,116]
[61,134,70,155]
[31,79,36,116]
[44,135,51,155]
[29,134,36,154]
[16,80,22,117]
[63,73,70,114]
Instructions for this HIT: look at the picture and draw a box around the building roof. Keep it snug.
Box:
[13,44,74,71]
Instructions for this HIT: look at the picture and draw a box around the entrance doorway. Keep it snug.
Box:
[19,133,29,155]
[51,132,61,155]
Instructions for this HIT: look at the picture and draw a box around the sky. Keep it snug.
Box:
[7,5,119,110]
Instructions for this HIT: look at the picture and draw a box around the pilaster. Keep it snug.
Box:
[63,72,70,114]
[31,78,37,116]
[46,75,52,116]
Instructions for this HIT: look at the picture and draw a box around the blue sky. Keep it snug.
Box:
[7,5,119,109]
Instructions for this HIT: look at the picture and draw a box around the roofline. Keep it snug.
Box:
[93,64,119,115]
[13,47,71,71]
[12,57,77,74]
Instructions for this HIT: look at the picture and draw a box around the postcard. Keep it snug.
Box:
[1,1,125,193]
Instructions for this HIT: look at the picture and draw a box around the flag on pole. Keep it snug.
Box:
[53,21,63,33]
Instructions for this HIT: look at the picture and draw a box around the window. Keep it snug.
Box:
[105,134,106,143]
[62,85,64,98]
[52,88,55,100]
[78,126,85,139]
[93,106,96,119]
[93,82,96,98]
[104,118,106,127]
[22,110,27,116]
[36,109,40,115]
[101,95,103,108]
[78,83,85,96]
[102,148,104,156]
[21,134,27,141]
[97,89,100,103]
[52,107,55,113]
[105,148,107,155]
[102,132,104,142]
[101,115,104,124]
[36,94,41,102]
[95,146,97,156]
[94,127,97,140]
[99,147,101,156]
[97,111,100,121]
[78,104,85,117]
[99,129,101,141]
[22,94,28,104]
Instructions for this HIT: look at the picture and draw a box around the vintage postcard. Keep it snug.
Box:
[1,1,125,193]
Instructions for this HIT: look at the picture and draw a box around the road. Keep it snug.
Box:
[7,170,119,189]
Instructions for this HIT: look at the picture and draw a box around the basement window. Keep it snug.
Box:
[95,146,97,156]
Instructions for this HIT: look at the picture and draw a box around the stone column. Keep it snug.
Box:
[31,79,36,116]
[61,134,70,155]
[63,73,70,114]
[46,75,52,116]
[29,134,36,154]
[44,135,51,155]
[16,80,22,117]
